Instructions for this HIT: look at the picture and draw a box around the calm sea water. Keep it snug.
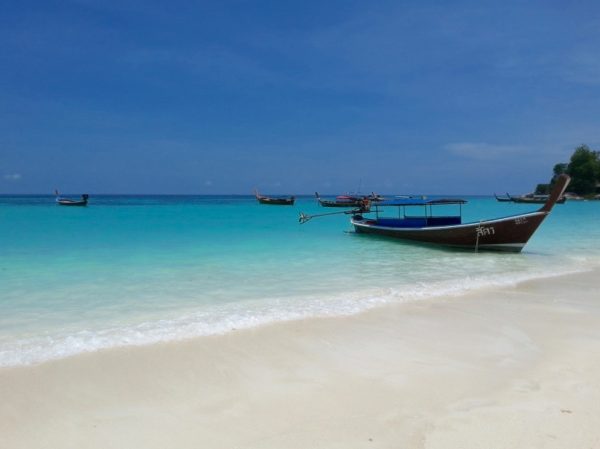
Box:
[1,194,599,366]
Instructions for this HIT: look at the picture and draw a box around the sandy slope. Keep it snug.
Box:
[1,270,599,449]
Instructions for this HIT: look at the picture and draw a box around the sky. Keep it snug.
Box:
[1,0,600,194]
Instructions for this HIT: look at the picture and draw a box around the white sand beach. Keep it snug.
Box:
[1,270,599,449]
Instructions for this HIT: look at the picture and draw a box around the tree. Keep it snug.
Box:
[553,163,568,178]
[566,145,600,195]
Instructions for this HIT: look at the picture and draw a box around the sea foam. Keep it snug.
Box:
[0,264,588,367]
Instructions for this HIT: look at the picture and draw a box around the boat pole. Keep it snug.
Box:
[299,208,361,224]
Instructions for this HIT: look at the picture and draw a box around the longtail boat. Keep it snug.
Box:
[315,192,362,208]
[255,190,295,205]
[300,175,570,253]
[508,193,566,204]
[55,191,89,206]
[494,193,512,202]
[315,192,384,208]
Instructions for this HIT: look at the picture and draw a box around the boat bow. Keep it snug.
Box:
[540,174,570,213]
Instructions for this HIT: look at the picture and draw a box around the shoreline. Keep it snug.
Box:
[0,264,592,368]
[2,270,600,448]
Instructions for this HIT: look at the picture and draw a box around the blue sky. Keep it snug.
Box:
[1,0,599,194]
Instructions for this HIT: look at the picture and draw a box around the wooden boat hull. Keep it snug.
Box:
[257,197,295,205]
[57,199,88,206]
[255,190,295,205]
[57,201,87,206]
[56,193,88,206]
[352,211,548,252]
[510,196,566,204]
[494,193,512,202]
[317,199,361,208]
[315,192,364,208]
[301,175,570,252]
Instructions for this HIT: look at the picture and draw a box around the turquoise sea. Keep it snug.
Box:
[1,194,599,367]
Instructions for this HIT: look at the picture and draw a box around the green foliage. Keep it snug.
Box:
[553,163,568,177]
[567,145,600,195]
[552,145,600,196]
[535,184,550,195]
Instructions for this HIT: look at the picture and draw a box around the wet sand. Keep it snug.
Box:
[1,270,599,449]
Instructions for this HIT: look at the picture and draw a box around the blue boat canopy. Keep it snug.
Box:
[375,198,467,207]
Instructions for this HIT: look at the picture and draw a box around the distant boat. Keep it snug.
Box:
[395,195,425,200]
[255,190,295,205]
[315,192,363,208]
[315,192,383,208]
[301,175,570,253]
[494,193,512,202]
[368,192,386,202]
[563,192,585,201]
[508,193,566,204]
[55,191,89,207]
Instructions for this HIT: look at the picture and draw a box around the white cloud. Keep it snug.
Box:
[3,173,22,181]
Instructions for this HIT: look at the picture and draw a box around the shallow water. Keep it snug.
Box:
[1,194,599,366]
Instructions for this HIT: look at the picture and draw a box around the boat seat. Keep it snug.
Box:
[373,216,461,228]
[426,216,461,226]
[375,217,427,228]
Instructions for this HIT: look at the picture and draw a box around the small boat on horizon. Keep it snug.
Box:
[255,190,295,205]
[315,192,384,208]
[563,192,585,201]
[301,175,571,253]
[368,192,385,202]
[494,193,512,202]
[55,191,89,206]
[508,193,566,204]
